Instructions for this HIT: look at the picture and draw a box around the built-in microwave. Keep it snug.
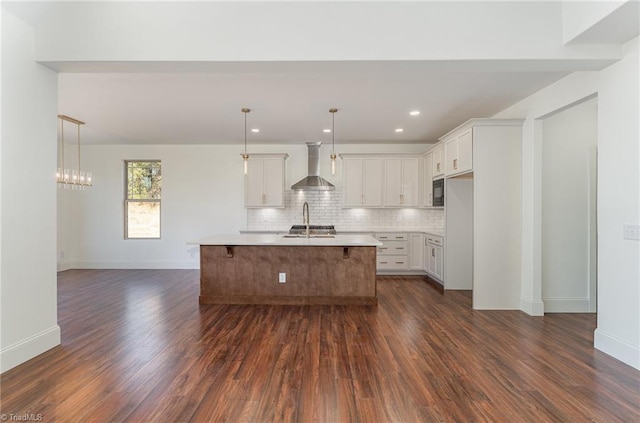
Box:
[433,178,444,207]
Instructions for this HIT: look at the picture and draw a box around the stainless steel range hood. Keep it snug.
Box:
[291,142,335,191]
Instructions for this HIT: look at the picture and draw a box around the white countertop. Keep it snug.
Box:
[190,233,383,247]
[240,228,445,237]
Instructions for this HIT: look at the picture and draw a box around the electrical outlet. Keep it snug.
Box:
[623,224,640,240]
[59,250,65,259]
[279,272,286,283]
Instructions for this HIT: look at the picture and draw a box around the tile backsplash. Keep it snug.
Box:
[246,190,444,231]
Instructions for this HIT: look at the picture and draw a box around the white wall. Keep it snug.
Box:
[542,97,598,312]
[1,11,60,373]
[562,1,626,43]
[24,1,597,63]
[593,37,639,369]
[63,143,430,269]
[494,37,639,369]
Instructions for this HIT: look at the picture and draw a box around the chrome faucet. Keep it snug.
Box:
[302,202,310,238]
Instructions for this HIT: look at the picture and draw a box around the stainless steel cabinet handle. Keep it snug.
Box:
[261,194,266,204]
[432,248,435,257]
[453,158,458,170]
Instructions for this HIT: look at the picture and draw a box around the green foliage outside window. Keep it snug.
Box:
[127,161,161,200]
[125,160,161,239]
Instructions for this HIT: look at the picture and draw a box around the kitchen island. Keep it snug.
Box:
[191,234,382,305]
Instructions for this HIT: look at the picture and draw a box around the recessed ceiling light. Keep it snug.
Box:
[323,129,331,133]
[395,128,404,133]
[409,110,420,116]
[251,128,260,133]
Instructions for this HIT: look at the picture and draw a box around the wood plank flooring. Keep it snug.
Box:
[1,270,638,422]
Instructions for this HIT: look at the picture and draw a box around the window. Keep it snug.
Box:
[125,160,161,239]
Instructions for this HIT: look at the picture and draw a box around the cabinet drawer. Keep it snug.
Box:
[425,235,443,246]
[377,241,408,254]
[377,256,408,270]
[375,233,408,241]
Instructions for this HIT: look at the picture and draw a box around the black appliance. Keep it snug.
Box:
[433,178,444,207]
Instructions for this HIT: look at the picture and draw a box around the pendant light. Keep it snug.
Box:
[57,114,92,189]
[329,108,338,175]
[241,108,251,174]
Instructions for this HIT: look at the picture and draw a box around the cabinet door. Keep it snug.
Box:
[423,239,430,273]
[427,245,436,275]
[457,128,473,173]
[384,158,403,207]
[263,157,284,207]
[409,233,424,270]
[423,153,434,207]
[432,146,444,177]
[445,129,473,176]
[433,245,444,280]
[362,158,383,206]
[444,138,458,176]
[343,158,364,207]
[245,158,266,207]
[401,158,419,207]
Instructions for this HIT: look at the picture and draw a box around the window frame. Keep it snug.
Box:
[124,160,162,240]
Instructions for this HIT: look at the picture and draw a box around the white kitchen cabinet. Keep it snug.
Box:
[245,154,287,208]
[422,152,434,207]
[409,233,424,270]
[342,157,383,207]
[439,119,524,309]
[444,128,473,176]
[424,234,444,282]
[384,157,419,207]
[432,144,444,178]
[375,233,409,272]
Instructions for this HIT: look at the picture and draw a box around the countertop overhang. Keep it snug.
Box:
[190,234,382,247]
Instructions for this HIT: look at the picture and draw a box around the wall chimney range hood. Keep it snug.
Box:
[291,142,335,191]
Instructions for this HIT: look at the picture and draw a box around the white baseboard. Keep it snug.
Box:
[71,260,200,270]
[520,297,544,316]
[594,328,640,370]
[57,260,72,272]
[1,325,61,373]
[543,297,592,313]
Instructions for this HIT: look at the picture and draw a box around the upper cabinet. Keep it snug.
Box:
[342,157,383,207]
[245,154,288,208]
[422,152,434,207]
[432,145,444,178]
[384,157,419,207]
[444,128,473,177]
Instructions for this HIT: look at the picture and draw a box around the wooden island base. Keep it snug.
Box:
[199,245,377,305]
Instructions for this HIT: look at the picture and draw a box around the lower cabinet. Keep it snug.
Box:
[409,233,424,270]
[375,233,408,272]
[424,234,444,283]
[374,232,432,275]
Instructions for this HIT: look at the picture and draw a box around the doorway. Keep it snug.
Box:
[541,96,598,313]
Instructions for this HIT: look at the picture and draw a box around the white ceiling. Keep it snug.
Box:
[57,62,571,145]
[6,0,637,147]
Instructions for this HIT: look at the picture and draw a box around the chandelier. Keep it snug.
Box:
[56,114,92,189]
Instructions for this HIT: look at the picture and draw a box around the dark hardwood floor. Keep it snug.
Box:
[1,270,638,422]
